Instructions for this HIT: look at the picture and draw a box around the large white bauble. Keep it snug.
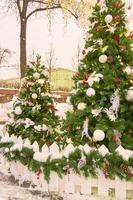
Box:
[86,88,96,97]
[126,87,133,101]
[77,102,86,110]
[93,129,105,141]
[105,14,113,23]
[33,72,40,80]
[99,54,108,63]
[32,93,38,99]
[14,106,22,115]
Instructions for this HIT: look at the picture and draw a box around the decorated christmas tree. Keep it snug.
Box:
[5,55,59,147]
[62,0,133,177]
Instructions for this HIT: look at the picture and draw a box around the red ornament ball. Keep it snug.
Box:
[114,15,121,22]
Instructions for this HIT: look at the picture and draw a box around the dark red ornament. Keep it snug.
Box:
[97,0,100,3]
[82,50,86,55]
[114,15,121,22]
[114,2,119,8]
[114,35,120,44]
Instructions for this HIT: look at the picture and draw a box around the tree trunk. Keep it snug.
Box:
[20,18,27,78]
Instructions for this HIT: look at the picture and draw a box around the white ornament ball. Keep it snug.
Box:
[99,54,108,63]
[32,93,38,99]
[77,102,86,110]
[124,66,133,75]
[105,14,113,23]
[86,88,96,97]
[93,129,105,141]
[126,87,133,101]
[33,72,40,80]
[14,106,22,115]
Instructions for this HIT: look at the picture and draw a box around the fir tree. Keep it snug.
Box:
[6,55,59,147]
[62,0,133,152]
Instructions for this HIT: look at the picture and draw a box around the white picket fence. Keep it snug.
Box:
[0,151,133,200]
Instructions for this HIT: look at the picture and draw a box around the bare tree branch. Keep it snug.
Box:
[26,5,61,19]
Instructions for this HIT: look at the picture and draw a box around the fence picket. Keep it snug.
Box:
[98,171,109,196]
[80,176,91,195]
[115,177,127,198]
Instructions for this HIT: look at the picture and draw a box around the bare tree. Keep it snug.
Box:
[72,42,82,71]
[0,48,11,65]
[1,0,89,78]
[45,45,58,79]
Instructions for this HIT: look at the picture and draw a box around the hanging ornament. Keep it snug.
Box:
[99,54,108,63]
[82,118,90,138]
[32,93,38,99]
[114,15,121,22]
[14,106,22,115]
[114,1,119,8]
[86,88,96,97]
[105,14,113,23]
[93,129,105,141]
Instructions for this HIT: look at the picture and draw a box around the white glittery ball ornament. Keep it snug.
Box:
[14,106,22,115]
[86,88,96,97]
[99,54,108,63]
[105,14,113,23]
[93,129,105,141]
[32,93,38,99]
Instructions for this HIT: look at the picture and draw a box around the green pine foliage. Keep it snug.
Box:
[6,55,59,147]
[62,0,133,150]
